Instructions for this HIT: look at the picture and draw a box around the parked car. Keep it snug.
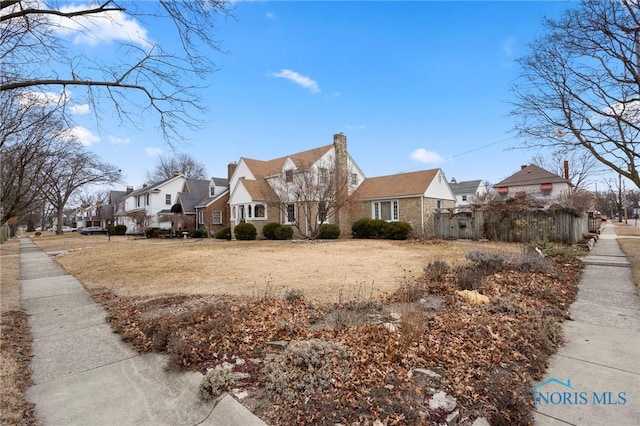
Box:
[80,226,108,235]
[61,226,77,232]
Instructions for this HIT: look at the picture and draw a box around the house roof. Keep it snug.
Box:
[241,144,334,177]
[211,177,228,187]
[494,164,571,188]
[352,169,440,200]
[450,180,483,195]
[127,174,184,197]
[241,178,278,201]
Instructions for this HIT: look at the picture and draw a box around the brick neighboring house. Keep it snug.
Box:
[193,178,230,235]
[493,164,572,207]
[227,133,366,237]
[449,178,487,207]
[350,169,456,237]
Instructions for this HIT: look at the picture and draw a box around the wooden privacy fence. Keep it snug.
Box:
[433,209,589,244]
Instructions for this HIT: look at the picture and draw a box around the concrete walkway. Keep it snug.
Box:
[20,237,266,426]
[534,223,640,425]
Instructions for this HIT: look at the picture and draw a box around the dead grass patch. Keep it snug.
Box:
[0,238,38,425]
[613,223,640,291]
[36,235,522,303]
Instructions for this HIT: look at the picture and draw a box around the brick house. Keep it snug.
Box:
[493,164,572,207]
[350,169,456,237]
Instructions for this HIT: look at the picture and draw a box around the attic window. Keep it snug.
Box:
[285,170,294,183]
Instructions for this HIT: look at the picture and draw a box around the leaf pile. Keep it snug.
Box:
[94,254,582,425]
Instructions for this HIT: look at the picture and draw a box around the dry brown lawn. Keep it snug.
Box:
[31,233,523,303]
[613,223,640,289]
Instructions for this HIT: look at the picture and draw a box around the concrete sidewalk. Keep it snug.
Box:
[534,223,640,425]
[20,237,266,426]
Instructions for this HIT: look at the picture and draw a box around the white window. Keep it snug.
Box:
[247,205,252,218]
[145,194,150,205]
[231,206,236,219]
[254,204,265,218]
[213,210,222,225]
[210,187,216,197]
[286,204,296,223]
[136,196,141,208]
[319,168,329,185]
[198,211,204,224]
[462,195,468,202]
[350,173,358,186]
[373,201,398,221]
[285,169,294,183]
[166,194,171,205]
[437,200,442,209]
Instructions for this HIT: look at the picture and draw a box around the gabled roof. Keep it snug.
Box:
[494,165,571,187]
[108,190,128,204]
[241,178,278,201]
[241,144,334,178]
[127,174,184,197]
[353,169,440,200]
[450,180,484,195]
[211,177,228,187]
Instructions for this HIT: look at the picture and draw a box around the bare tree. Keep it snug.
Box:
[0,90,64,224]
[530,150,598,190]
[1,0,230,145]
[41,140,122,234]
[122,210,152,235]
[512,0,640,188]
[146,153,207,184]
[268,160,349,239]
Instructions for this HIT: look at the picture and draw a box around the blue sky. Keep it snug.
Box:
[67,0,581,189]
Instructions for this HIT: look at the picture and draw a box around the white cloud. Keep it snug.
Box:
[145,147,162,156]
[61,126,101,146]
[18,90,69,106]
[70,103,90,115]
[51,3,150,48]
[270,69,320,93]
[266,12,276,19]
[108,136,131,144]
[410,148,443,164]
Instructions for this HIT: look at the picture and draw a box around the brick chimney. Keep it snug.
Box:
[563,160,569,180]
[228,162,237,188]
[521,165,528,170]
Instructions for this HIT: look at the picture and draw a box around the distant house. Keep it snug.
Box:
[118,174,228,234]
[493,164,572,206]
[449,178,487,206]
[227,133,366,237]
[351,169,456,237]
[193,178,230,234]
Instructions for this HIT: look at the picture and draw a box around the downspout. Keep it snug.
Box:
[421,195,425,238]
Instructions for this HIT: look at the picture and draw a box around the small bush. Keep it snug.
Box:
[454,265,483,290]
[199,367,236,401]
[109,224,127,235]
[319,223,341,239]
[146,228,160,238]
[284,288,304,302]
[465,251,506,272]
[274,225,293,240]
[384,221,412,240]
[191,229,207,238]
[424,260,449,281]
[214,227,232,240]
[263,222,282,240]
[234,223,257,240]
[351,218,387,239]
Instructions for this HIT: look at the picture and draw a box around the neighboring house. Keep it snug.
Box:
[191,178,230,235]
[449,178,487,207]
[493,164,572,207]
[227,133,366,237]
[350,169,456,237]
[75,202,109,229]
[118,174,229,234]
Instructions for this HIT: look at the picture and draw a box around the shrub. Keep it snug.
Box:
[191,229,207,238]
[319,223,341,239]
[263,222,282,240]
[198,367,236,401]
[465,251,506,272]
[384,221,412,240]
[274,225,293,240]
[234,223,257,240]
[109,224,127,235]
[351,218,386,239]
[214,227,232,240]
[146,228,160,238]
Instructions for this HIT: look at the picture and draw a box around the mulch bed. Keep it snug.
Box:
[93,253,583,426]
